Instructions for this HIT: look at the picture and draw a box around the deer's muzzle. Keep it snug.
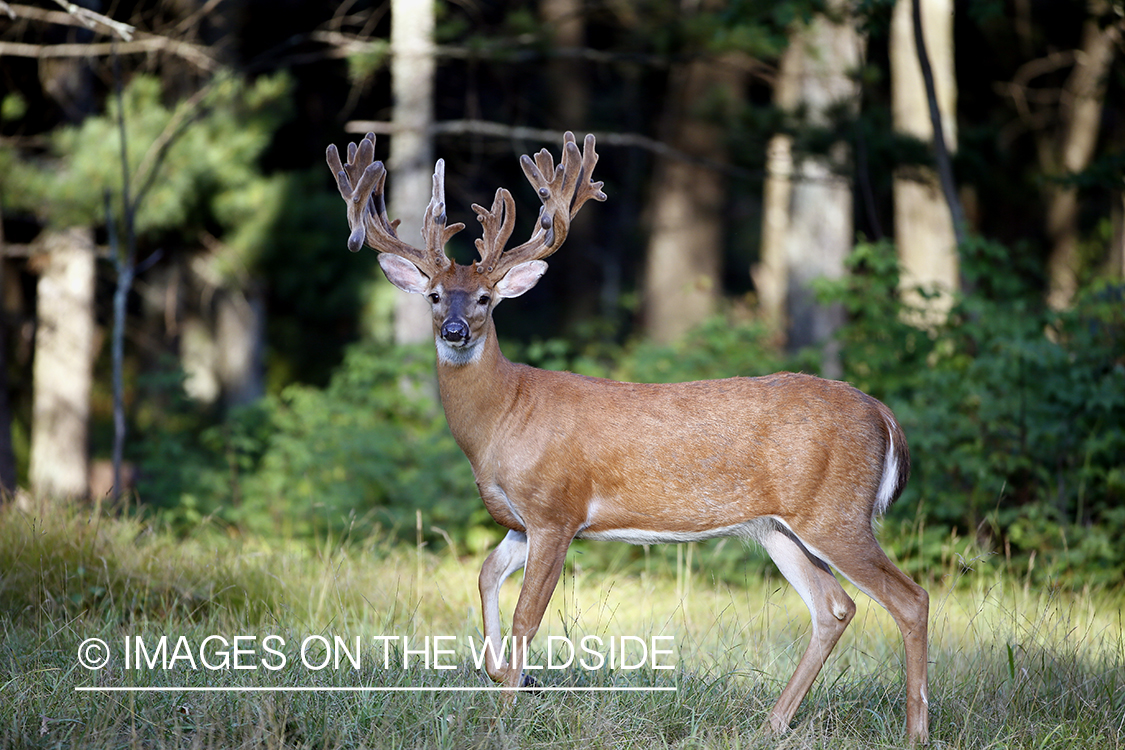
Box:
[440,291,473,345]
[441,319,469,344]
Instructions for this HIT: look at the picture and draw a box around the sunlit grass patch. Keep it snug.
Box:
[1,503,1122,748]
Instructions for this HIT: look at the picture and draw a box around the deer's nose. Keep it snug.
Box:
[441,319,469,343]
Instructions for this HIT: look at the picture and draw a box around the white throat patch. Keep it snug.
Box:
[436,333,485,366]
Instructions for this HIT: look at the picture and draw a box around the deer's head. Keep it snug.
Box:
[326,133,606,364]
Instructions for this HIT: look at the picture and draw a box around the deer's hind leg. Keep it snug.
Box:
[800,524,930,743]
[758,524,857,734]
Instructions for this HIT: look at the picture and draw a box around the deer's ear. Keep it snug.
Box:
[379,254,430,294]
[494,260,547,299]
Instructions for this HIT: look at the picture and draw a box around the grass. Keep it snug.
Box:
[1,503,1123,749]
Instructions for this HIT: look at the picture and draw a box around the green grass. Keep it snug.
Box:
[1,503,1123,749]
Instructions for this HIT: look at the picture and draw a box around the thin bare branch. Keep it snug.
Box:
[0,37,218,72]
[172,0,227,36]
[348,119,687,164]
[1012,49,1077,88]
[344,118,775,184]
[49,0,135,41]
[0,4,215,70]
[8,2,120,32]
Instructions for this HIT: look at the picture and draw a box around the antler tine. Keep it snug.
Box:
[572,133,607,216]
[419,160,464,271]
[472,188,518,275]
[479,132,606,282]
[325,133,455,277]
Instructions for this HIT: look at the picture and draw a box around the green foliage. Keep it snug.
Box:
[258,169,381,386]
[1,92,27,122]
[129,361,262,529]
[815,239,935,395]
[612,313,815,383]
[138,343,491,551]
[237,343,484,545]
[819,239,1125,587]
[345,39,390,85]
[683,0,824,57]
[4,71,290,274]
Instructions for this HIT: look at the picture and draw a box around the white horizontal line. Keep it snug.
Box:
[76,686,677,693]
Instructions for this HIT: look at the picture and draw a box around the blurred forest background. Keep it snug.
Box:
[0,0,1122,586]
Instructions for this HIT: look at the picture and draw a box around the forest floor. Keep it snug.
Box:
[2,504,1123,749]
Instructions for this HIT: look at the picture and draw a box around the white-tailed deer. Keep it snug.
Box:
[326,133,929,742]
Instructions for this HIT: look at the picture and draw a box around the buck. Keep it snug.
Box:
[326,132,929,742]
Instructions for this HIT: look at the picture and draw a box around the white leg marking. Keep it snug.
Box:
[759,529,824,634]
[480,529,528,677]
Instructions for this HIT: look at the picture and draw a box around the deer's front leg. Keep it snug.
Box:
[499,527,574,694]
[478,529,528,683]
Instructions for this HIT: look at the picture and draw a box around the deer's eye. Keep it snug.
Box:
[428,293,441,304]
[477,294,491,306]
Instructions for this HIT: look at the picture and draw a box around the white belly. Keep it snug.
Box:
[575,518,772,545]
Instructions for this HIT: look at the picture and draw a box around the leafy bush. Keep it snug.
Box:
[138,343,491,551]
[819,239,1125,586]
[130,362,250,526]
[238,343,489,546]
[612,313,818,383]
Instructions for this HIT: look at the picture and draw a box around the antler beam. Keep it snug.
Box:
[325,133,462,278]
[473,132,606,282]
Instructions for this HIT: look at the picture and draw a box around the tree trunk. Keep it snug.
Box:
[785,147,854,379]
[0,216,18,498]
[1110,190,1125,281]
[178,280,265,409]
[892,0,959,325]
[1107,191,1125,281]
[542,0,601,327]
[388,0,436,344]
[1044,13,1120,309]
[215,287,265,408]
[29,227,96,500]
[756,136,793,332]
[756,27,803,332]
[759,5,864,377]
[542,0,587,128]
[0,287,16,498]
[181,312,220,404]
[642,57,741,344]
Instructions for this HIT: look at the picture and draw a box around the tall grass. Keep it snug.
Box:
[1,502,1122,749]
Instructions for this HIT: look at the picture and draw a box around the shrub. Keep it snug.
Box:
[819,239,1125,587]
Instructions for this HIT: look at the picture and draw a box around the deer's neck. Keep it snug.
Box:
[435,319,522,465]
